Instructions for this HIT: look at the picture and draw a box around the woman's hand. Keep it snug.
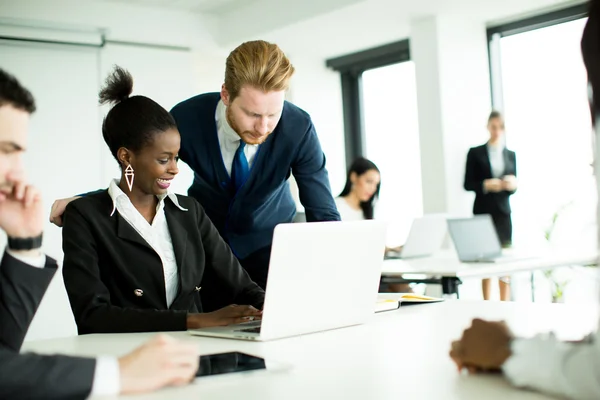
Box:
[186,305,262,329]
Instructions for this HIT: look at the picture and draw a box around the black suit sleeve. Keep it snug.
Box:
[464,148,484,195]
[0,252,56,351]
[508,151,517,195]
[62,205,187,333]
[0,348,95,400]
[195,201,265,309]
[0,252,95,399]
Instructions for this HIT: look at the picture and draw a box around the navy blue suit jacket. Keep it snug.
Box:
[171,93,340,259]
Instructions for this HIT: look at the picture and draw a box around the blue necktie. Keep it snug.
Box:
[231,141,249,191]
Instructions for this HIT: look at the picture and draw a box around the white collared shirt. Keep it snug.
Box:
[487,143,505,178]
[108,179,188,308]
[334,197,365,221]
[215,100,259,176]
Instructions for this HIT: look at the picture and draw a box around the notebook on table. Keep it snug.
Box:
[375,293,444,312]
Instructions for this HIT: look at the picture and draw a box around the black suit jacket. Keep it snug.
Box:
[464,144,517,216]
[62,190,265,334]
[0,252,95,399]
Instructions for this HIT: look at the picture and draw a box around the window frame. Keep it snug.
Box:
[326,39,411,167]
[487,3,589,111]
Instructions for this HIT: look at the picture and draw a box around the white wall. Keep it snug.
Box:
[436,14,493,217]
[0,0,219,50]
[1,41,102,340]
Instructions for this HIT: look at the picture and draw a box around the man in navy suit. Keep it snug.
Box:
[51,40,340,292]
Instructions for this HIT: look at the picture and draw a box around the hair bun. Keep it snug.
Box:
[99,66,133,106]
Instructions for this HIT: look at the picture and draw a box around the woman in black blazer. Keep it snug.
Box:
[464,111,517,301]
[62,67,264,334]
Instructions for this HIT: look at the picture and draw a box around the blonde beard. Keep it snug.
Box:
[225,105,271,145]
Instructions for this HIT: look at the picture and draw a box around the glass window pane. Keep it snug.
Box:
[499,18,595,249]
[362,62,423,245]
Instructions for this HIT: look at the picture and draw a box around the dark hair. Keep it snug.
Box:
[100,66,177,166]
[339,157,381,220]
[488,110,504,125]
[0,69,35,113]
[582,0,600,123]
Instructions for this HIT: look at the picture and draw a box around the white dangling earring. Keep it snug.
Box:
[125,164,135,191]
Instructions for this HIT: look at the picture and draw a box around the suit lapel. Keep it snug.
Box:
[114,211,167,308]
[502,148,512,175]
[116,214,154,251]
[480,145,493,178]
[164,200,188,306]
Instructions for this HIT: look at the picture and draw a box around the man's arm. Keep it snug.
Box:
[292,122,340,222]
[0,252,55,351]
[49,190,103,227]
[503,331,600,400]
[0,348,96,400]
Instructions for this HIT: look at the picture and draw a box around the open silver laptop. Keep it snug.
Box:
[447,215,531,263]
[188,220,387,341]
[385,215,447,259]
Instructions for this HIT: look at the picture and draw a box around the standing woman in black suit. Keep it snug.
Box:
[464,111,517,301]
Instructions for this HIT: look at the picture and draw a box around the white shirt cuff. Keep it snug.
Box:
[5,249,46,268]
[503,336,557,388]
[91,356,121,397]
[503,333,600,399]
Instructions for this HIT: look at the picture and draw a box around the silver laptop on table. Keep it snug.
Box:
[188,220,387,341]
[385,215,447,259]
[447,215,531,263]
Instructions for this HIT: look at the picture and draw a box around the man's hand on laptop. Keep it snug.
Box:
[186,305,262,329]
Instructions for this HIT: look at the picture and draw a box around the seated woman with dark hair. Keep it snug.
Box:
[62,66,264,334]
[336,157,411,292]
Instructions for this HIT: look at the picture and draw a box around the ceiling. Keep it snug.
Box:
[96,0,254,14]
[91,0,587,47]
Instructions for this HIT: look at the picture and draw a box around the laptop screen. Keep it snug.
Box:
[447,215,502,261]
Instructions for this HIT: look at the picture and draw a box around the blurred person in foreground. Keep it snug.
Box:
[449,1,600,399]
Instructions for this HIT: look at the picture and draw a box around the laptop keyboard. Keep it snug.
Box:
[236,326,261,334]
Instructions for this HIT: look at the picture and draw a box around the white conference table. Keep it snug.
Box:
[381,249,598,297]
[23,301,598,400]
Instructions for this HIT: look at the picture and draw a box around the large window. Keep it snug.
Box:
[326,41,422,245]
[488,8,595,250]
[362,62,422,244]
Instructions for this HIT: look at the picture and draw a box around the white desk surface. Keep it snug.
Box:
[382,249,598,279]
[23,301,598,400]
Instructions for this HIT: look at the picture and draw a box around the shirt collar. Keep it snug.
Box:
[107,179,187,216]
[487,142,504,153]
[216,100,243,144]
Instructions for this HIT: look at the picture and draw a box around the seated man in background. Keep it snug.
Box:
[450,1,600,399]
[0,69,199,399]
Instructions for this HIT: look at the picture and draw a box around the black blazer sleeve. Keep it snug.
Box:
[0,252,56,351]
[464,147,485,195]
[0,348,95,400]
[0,252,95,399]
[195,201,265,310]
[62,205,188,333]
[508,150,517,195]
